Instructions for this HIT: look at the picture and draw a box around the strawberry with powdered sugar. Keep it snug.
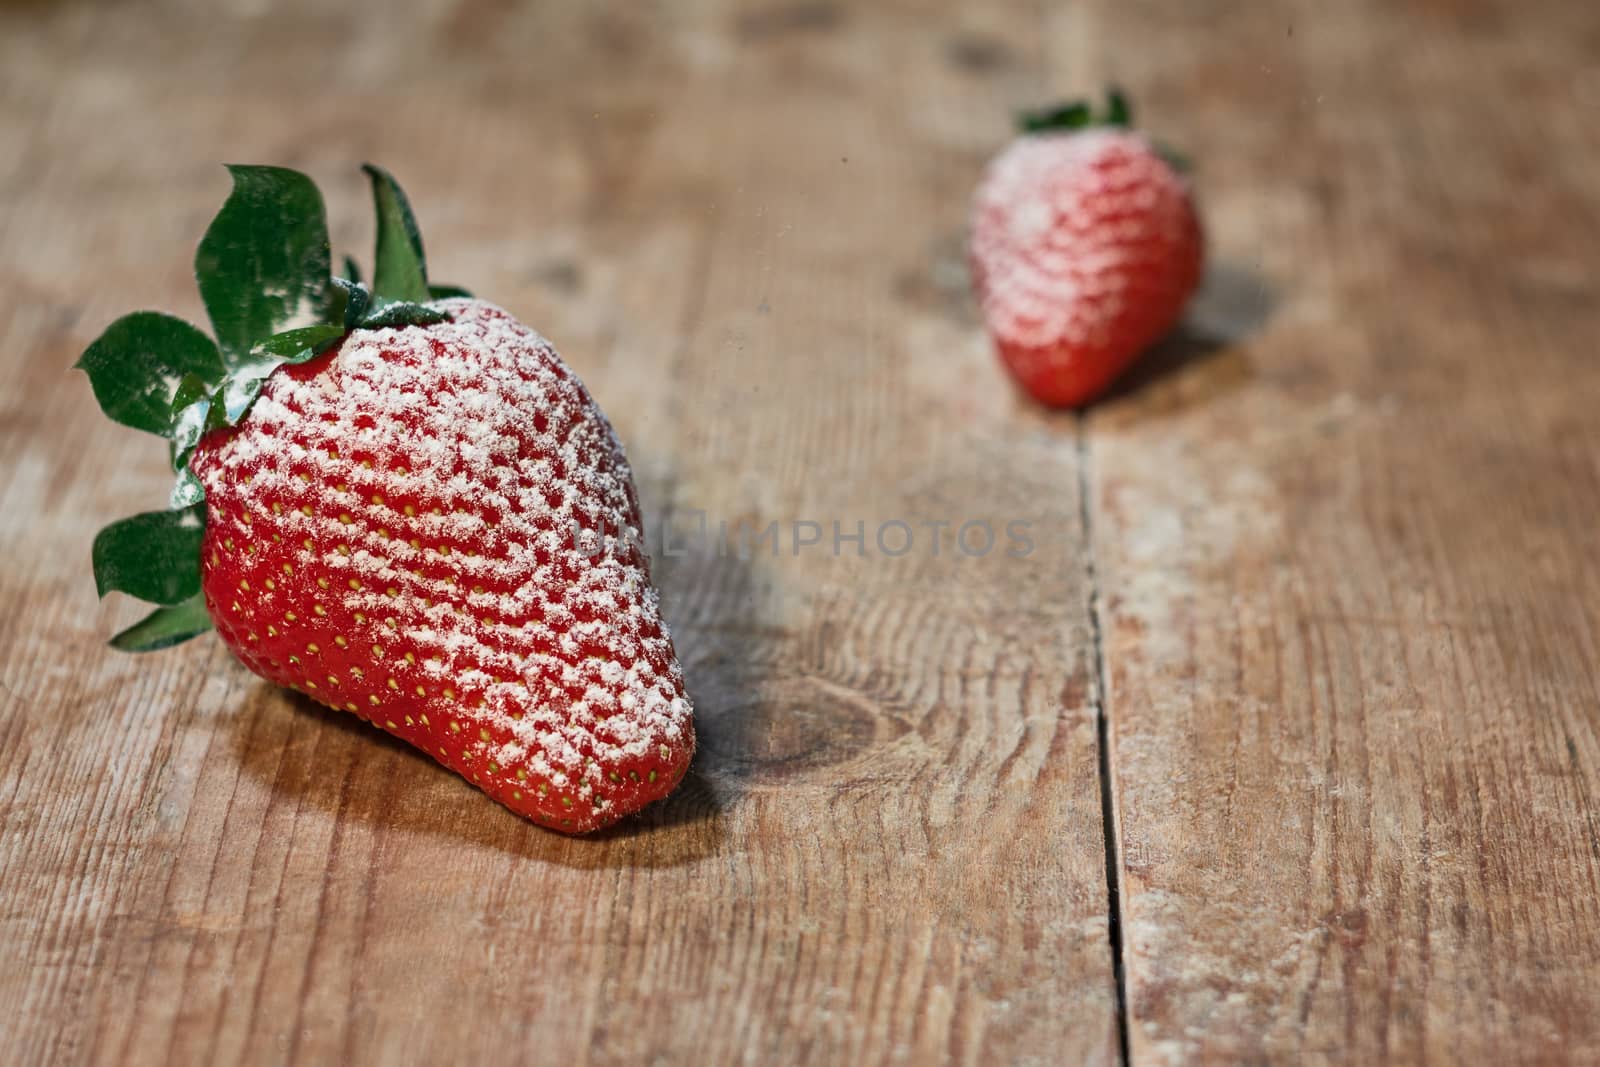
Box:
[80,165,693,833]
[970,89,1204,407]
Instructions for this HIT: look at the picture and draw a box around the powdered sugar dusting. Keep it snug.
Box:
[969,128,1201,388]
[194,298,692,827]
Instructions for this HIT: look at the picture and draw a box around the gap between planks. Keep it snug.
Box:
[1078,417,1131,1067]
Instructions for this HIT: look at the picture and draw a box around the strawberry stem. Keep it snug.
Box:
[1017,85,1134,134]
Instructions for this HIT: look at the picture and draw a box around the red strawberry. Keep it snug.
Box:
[80,165,693,833]
[970,90,1203,407]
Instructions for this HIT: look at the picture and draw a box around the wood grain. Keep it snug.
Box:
[0,2,1117,1065]
[1082,0,1600,1063]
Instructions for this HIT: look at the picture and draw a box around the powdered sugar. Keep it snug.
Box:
[195,299,692,824]
[970,128,1198,360]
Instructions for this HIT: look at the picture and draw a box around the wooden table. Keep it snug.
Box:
[3,1,1597,1064]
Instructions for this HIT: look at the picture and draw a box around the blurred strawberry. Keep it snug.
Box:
[970,90,1203,407]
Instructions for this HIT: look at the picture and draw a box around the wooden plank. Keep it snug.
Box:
[0,2,1118,1064]
[1082,0,1600,1062]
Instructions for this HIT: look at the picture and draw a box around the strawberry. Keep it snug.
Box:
[79,165,693,833]
[970,89,1203,407]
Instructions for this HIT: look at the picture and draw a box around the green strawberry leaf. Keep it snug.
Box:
[1019,101,1092,134]
[331,276,372,330]
[219,323,346,424]
[341,255,363,286]
[109,593,214,652]
[1105,87,1133,127]
[75,312,225,436]
[220,370,275,427]
[195,165,333,365]
[169,468,205,509]
[253,323,345,361]
[363,163,430,304]
[359,301,449,329]
[428,283,472,300]
[1018,87,1141,135]
[92,504,207,606]
[170,371,211,415]
[169,372,215,473]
